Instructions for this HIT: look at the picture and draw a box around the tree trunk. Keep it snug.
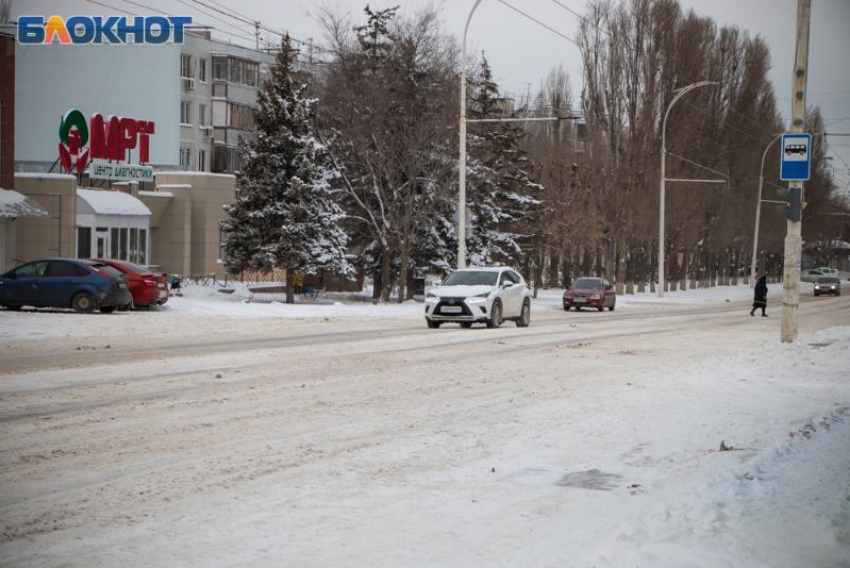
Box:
[285,268,295,304]
[398,237,410,304]
[380,249,392,303]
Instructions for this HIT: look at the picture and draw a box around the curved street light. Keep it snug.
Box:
[658,80,719,297]
[457,0,485,269]
[750,132,784,287]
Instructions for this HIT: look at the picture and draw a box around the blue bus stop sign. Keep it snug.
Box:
[780,132,812,181]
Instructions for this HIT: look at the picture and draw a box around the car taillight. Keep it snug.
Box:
[143,279,157,287]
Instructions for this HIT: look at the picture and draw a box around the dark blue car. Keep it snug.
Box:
[0,258,132,314]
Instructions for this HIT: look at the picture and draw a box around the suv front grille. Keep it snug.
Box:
[435,297,472,316]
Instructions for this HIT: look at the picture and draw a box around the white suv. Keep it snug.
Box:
[425,267,532,329]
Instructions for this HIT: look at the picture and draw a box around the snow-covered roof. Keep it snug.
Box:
[0,188,49,218]
[14,173,77,180]
[138,190,174,198]
[77,188,151,217]
[156,171,236,179]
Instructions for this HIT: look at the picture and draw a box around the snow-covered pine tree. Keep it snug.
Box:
[465,54,544,266]
[222,35,350,304]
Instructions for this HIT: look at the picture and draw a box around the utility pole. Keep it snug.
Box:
[254,21,260,50]
[781,0,811,343]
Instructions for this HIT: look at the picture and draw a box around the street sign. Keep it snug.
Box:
[780,132,812,181]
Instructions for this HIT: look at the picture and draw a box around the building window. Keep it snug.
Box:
[129,228,138,263]
[76,227,91,258]
[226,58,259,87]
[212,56,227,81]
[198,148,206,172]
[227,147,239,172]
[228,102,254,131]
[181,100,192,125]
[120,228,128,261]
[199,104,207,126]
[181,54,193,79]
[180,147,192,169]
[139,229,147,265]
[199,59,207,82]
[111,228,119,258]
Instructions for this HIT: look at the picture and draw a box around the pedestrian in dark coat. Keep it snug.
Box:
[751,275,768,317]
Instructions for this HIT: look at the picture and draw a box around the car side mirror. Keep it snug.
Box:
[502,281,514,288]
[605,285,613,291]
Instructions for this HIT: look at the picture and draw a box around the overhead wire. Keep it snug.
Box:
[495,0,580,47]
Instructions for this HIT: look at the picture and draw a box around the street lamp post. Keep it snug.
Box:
[658,81,718,297]
[457,0,485,269]
[750,133,783,287]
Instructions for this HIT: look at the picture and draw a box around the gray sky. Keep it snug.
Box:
[14,0,850,189]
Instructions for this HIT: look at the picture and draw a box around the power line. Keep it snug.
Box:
[550,0,610,37]
[171,0,255,36]
[183,0,331,53]
[115,0,260,45]
[84,0,137,17]
[496,0,580,47]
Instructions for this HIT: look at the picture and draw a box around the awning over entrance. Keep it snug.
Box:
[0,188,49,218]
[77,188,152,217]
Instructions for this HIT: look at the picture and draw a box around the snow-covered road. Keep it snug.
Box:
[0,291,848,567]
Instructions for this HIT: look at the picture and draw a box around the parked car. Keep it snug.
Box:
[424,267,532,329]
[0,258,131,313]
[563,277,617,312]
[90,258,169,307]
[815,267,839,277]
[814,276,841,297]
[801,268,825,283]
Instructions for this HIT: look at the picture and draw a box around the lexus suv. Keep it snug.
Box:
[424,267,532,329]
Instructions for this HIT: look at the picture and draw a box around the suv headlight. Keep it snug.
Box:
[466,292,489,304]
[425,293,438,302]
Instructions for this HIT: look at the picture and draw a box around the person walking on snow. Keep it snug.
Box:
[751,275,768,317]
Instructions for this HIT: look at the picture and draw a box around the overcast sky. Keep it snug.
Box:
[15,0,850,188]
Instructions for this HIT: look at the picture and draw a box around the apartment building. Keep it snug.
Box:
[178,31,276,174]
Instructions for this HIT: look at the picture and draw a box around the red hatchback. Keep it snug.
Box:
[90,259,169,308]
[563,277,616,312]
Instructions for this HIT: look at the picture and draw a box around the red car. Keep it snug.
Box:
[563,277,616,312]
[89,259,169,308]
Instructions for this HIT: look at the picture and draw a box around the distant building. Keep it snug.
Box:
[9,30,305,276]
[178,31,276,173]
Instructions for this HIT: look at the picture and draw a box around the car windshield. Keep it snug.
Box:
[114,261,149,274]
[817,277,839,284]
[88,263,124,280]
[443,271,498,286]
[574,278,604,289]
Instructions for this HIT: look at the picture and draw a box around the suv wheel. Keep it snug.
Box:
[515,300,531,328]
[426,319,441,329]
[487,300,502,329]
[72,292,97,314]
